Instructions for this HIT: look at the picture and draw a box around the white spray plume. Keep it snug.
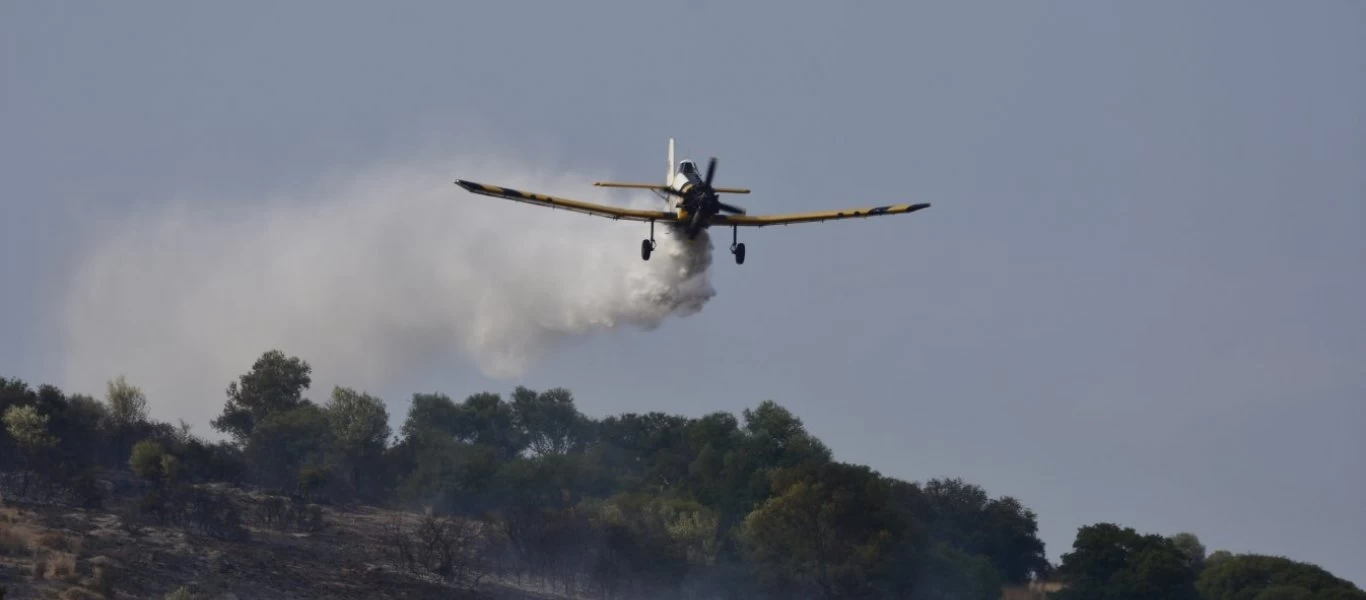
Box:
[58,148,715,428]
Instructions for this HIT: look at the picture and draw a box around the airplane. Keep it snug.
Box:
[454,138,930,265]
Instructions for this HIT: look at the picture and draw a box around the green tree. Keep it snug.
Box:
[3,404,56,451]
[909,541,1003,600]
[242,403,332,492]
[105,375,148,426]
[454,392,526,458]
[1054,523,1199,600]
[741,400,833,471]
[212,349,313,443]
[395,435,502,515]
[129,439,180,486]
[511,386,591,458]
[1168,532,1206,573]
[914,477,1050,583]
[596,411,692,492]
[324,386,391,499]
[740,461,907,600]
[400,392,462,440]
[3,404,58,494]
[1196,553,1366,600]
[587,493,721,593]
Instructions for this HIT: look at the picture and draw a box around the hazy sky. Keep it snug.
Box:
[3,1,1363,586]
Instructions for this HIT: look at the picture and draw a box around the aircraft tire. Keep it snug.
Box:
[734,242,746,265]
[641,239,653,261]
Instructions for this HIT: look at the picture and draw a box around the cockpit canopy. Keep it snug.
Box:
[678,160,697,175]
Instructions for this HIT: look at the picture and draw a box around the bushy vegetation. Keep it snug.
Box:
[2,349,1361,599]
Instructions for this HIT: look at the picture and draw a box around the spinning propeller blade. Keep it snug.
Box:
[702,157,747,213]
[718,201,747,215]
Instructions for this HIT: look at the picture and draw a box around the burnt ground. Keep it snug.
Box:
[0,477,566,600]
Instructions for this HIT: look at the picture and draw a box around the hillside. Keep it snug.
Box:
[2,475,531,600]
[3,349,1362,600]
[0,471,607,600]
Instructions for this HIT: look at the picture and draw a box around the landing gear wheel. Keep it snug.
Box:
[728,225,745,265]
[642,220,657,260]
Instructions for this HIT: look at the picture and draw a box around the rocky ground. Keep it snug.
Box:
[0,477,562,600]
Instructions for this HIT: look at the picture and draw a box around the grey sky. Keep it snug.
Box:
[4,1,1363,586]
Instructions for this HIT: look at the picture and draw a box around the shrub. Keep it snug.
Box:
[386,511,492,589]
[251,494,324,533]
[130,440,169,482]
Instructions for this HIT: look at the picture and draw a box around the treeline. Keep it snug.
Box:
[2,349,1362,600]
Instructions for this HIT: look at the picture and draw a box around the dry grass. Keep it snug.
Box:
[59,587,106,600]
[164,586,192,599]
[82,563,116,597]
[0,522,33,555]
[1002,581,1066,599]
[38,531,86,555]
[33,551,80,583]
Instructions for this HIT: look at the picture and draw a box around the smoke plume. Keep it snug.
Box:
[58,149,714,427]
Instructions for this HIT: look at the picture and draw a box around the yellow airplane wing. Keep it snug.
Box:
[711,202,930,227]
[456,179,679,223]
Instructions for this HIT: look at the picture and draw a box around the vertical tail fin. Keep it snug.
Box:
[667,137,675,187]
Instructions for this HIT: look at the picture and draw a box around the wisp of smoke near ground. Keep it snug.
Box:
[58,150,715,427]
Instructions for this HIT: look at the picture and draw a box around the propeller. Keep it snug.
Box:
[669,155,748,214]
[702,157,747,214]
[717,201,747,215]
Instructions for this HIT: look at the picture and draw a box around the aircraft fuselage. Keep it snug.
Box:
[666,160,723,235]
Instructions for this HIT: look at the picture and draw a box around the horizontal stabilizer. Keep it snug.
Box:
[593,181,671,191]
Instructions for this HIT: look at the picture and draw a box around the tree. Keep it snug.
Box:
[1206,549,1233,568]
[1196,553,1366,600]
[909,541,1003,600]
[242,403,332,492]
[511,387,590,458]
[741,461,908,600]
[741,400,833,471]
[596,411,692,492]
[395,435,503,516]
[914,477,1050,583]
[586,494,723,594]
[212,350,312,443]
[324,386,392,498]
[105,375,148,426]
[400,391,526,459]
[129,439,177,485]
[1054,523,1199,600]
[1168,532,1206,573]
[400,392,461,440]
[3,404,58,496]
[3,404,57,454]
[454,392,526,458]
